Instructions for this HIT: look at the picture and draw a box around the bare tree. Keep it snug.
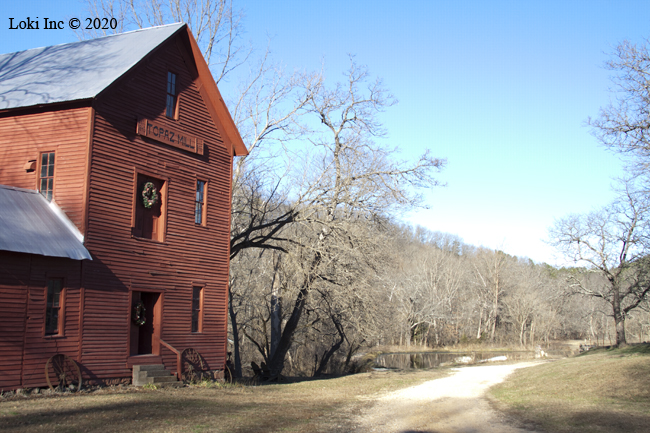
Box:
[231,214,392,377]
[229,64,323,260]
[471,248,510,342]
[549,179,650,345]
[260,58,445,376]
[502,261,564,347]
[82,0,249,83]
[588,38,650,173]
[390,239,464,346]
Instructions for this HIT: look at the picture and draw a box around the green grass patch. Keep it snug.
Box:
[489,343,650,433]
[579,343,650,356]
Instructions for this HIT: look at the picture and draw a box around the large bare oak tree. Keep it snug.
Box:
[549,180,650,345]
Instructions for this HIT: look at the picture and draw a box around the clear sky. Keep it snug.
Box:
[2,1,648,265]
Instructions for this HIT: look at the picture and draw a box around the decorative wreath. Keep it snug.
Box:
[132,300,146,326]
[141,182,159,209]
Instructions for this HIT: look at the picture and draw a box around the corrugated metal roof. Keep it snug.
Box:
[0,185,92,260]
[0,23,184,110]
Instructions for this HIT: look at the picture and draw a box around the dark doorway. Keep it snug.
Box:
[130,291,160,356]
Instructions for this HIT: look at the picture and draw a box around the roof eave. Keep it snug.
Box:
[0,98,93,117]
[185,27,248,157]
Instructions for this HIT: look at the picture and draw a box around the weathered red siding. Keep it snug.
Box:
[79,34,232,380]
[0,107,91,232]
[0,252,30,389]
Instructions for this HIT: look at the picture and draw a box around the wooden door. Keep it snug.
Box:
[130,291,161,356]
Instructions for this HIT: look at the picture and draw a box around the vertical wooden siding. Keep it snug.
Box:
[0,251,82,389]
[81,34,233,380]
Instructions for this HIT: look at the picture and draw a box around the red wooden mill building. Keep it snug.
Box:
[0,23,247,390]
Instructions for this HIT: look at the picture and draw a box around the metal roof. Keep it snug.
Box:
[0,185,92,260]
[0,23,184,110]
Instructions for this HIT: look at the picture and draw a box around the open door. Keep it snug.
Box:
[130,291,161,356]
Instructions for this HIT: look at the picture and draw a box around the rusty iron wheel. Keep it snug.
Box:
[181,348,207,382]
[45,354,82,392]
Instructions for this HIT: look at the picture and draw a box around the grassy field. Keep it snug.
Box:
[489,344,650,433]
[4,346,648,432]
[0,368,449,433]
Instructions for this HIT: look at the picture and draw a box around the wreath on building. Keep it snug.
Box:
[141,182,159,209]
[132,300,146,326]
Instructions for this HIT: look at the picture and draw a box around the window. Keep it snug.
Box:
[195,180,206,225]
[45,279,63,335]
[39,152,55,201]
[133,174,166,242]
[166,71,178,119]
[191,286,203,333]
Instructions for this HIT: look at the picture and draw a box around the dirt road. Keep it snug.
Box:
[351,362,543,433]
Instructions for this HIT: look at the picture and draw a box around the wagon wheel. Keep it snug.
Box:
[45,354,82,392]
[181,348,207,382]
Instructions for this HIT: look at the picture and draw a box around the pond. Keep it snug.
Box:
[374,351,535,369]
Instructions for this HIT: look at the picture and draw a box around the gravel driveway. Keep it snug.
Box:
[352,361,543,433]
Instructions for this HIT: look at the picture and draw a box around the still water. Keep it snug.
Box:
[375,351,534,369]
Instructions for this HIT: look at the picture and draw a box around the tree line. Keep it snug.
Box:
[229,221,650,377]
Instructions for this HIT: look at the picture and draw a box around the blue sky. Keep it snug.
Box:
[2,1,648,265]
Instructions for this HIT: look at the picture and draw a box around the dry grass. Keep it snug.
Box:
[489,344,650,433]
[0,369,449,433]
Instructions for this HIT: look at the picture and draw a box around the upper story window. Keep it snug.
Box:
[45,278,63,336]
[39,151,55,201]
[133,174,166,242]
[166,71,178,119]
[195,180,206,225]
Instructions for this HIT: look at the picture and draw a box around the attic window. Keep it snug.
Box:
[166,71,178,119]
[39,152,55,201]
[195,180,207,225]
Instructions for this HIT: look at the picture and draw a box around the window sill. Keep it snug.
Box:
[44,334,64,339]
[131,235,166,244]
